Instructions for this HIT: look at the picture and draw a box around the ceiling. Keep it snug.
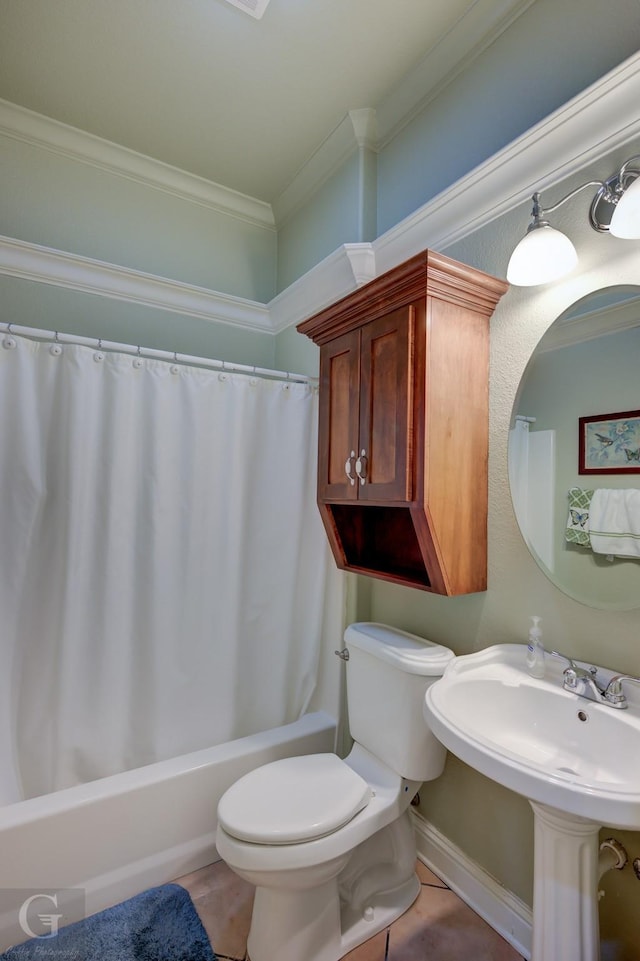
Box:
[0,0,534,204]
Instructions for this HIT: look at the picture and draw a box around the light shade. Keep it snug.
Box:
[506,223,579,286]
[609,174,640,238]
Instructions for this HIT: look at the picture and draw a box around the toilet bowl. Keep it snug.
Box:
[216,622,454,961]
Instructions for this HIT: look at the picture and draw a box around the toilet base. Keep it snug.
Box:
[246,871,419,961]
[244,812,420,961]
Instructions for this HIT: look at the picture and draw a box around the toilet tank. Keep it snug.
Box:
[344,622,454,782]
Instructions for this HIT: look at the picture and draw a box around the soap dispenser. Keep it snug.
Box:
[526,616,545,678]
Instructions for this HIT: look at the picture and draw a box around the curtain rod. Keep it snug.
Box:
[0,322,317,385]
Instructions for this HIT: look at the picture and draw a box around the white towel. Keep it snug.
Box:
[589,488,640,558]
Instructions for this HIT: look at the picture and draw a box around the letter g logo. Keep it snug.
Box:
[18,893,63,939]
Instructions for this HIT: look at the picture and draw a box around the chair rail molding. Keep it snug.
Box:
[0,236,271,332]
[269,243,376,335]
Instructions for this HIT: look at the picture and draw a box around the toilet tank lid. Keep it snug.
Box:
[344,622,454,676]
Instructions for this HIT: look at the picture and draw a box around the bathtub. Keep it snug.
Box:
[0,711,336,950]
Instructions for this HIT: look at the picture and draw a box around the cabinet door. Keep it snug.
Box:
[318,329,361,501]
[357,306,414,502]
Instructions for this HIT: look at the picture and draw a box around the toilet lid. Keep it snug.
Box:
[217,754,371,845]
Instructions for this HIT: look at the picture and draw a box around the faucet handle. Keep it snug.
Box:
[549,650,598,677]
[549,650,578,671]
[604,674,640,708]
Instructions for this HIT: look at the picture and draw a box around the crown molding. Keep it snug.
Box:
[272,0,534,222]
[539,294,640,352]
[269,244,376,334]
[272,113,373,227]
[2,52,640,339]
[223,0,272,18]
[373,50,640,277]
[0,99,275,230]
[0,236,271,332]
[376,0,537,148]
[276,50,640,328]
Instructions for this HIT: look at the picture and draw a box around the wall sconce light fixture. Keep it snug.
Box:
[507,156,640,286]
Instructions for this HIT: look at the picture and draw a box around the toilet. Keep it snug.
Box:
[216,622,454,961]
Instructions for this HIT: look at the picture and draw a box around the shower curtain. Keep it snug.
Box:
[509,416,556,572]
[0,334,342,803]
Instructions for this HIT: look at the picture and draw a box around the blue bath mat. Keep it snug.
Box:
[0,883,217,961]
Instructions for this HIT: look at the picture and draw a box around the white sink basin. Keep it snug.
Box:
[424,643,640,830]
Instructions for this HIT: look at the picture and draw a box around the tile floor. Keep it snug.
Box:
[175,858,525,961]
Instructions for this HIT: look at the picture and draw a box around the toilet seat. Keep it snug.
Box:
[217,753,371,845]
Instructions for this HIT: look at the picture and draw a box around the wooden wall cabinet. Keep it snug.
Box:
[297,250,508,595]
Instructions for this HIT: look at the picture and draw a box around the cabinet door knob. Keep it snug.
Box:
[344,450,356,485]
[356,449,368,485]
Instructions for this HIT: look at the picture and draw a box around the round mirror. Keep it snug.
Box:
[509,286,640,610]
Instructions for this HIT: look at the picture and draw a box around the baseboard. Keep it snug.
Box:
[412,810,532,960]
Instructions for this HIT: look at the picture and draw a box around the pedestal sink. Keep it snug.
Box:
[423,644,640,961]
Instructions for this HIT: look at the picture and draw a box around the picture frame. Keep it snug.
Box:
[579,409,640,474]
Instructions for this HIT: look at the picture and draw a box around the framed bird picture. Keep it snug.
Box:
[579,409,640,474]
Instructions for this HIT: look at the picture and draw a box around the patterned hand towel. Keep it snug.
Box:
[565,487,593,547]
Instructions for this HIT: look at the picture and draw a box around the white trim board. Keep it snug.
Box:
[2,50,640,337]
[0,99,275,230]
[412,810,532,960]
[537,294,640,352]
[0,236,271,333]
[222,0,272,19]
[372,50,640,275]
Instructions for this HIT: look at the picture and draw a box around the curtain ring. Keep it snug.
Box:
[3,323,17,349]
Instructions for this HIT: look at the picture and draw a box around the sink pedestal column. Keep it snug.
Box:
[530,801,601,961]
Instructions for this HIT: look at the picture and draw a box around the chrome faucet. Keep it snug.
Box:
[602,674,640,710]
[549,649,640,710]
[549,650,607,705]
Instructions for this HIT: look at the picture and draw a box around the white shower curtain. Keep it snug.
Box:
[0,335,341,803]
[509,416,556,573]
[508,417,531,530]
